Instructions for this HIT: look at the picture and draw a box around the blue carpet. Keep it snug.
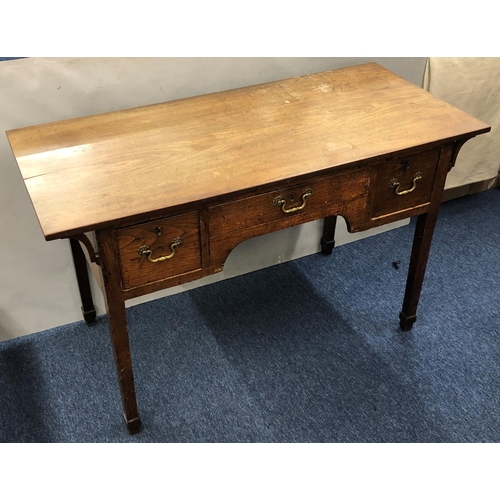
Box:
[1,189,499,442]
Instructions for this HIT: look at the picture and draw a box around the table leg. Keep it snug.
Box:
[70,238,97,326]
[321,216,337,255]
[96,228,142,434]
[399,141,459,331]
[399,211,439,331]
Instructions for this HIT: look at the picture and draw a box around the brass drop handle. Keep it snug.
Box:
[273,188,313,213]
[138,237,183,263]
[389,172,422,196]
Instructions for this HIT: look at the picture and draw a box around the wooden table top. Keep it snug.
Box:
[7,63,490,240]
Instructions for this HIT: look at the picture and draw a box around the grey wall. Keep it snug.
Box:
[0,57,427,341]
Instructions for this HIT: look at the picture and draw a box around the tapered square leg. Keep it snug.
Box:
[97,228,142,435]
[399,211,439,331]
[321,216,338,255]
[70,238,97,326]
[397,142,459,331]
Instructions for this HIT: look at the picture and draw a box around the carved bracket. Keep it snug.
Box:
[449,139,469,172]
[70,234,101,266]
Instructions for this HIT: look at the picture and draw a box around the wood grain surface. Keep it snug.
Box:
[6,63,490,240]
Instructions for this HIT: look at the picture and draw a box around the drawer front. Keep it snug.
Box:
[209,169,370,236]
[116,212,201,289]
[370,149,440,219]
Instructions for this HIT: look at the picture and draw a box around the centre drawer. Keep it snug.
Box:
[209,169,370,236]
[115,212,201,290]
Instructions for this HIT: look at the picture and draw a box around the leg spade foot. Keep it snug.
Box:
[82,306,97,326]
[124,415,142,434]
[399,311,417,332]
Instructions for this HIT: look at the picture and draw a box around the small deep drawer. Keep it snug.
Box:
[370,148,440,219]
[115,212,201,290]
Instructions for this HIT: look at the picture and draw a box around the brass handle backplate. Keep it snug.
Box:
[389,172,422,196]
[273,188,313,214]
[138,236,183,263]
